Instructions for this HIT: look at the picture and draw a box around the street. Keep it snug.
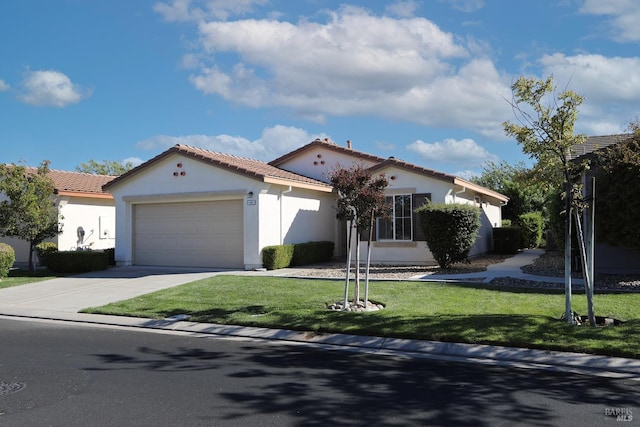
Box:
[0,317,637,426]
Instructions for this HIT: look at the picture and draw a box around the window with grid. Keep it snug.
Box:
[377,194,412,241]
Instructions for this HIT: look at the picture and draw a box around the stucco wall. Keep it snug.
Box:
[57,196,115,252]
[276,147,379,182]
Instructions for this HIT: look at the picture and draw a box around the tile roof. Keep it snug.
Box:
[569,134,632,160]
[269,138,387,166]
[103,144,332,191]
[23,167,115,198]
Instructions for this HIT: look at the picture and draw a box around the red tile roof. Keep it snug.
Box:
[103,145,333,192]
[23,167,115,198]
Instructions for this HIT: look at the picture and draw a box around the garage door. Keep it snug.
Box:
[134,200,243,268]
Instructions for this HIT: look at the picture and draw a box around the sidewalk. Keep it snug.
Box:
[0,252,637,379]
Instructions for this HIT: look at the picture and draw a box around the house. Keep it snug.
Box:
[1,169,116,266]
[571,134,640,274]
[104,140,508,269]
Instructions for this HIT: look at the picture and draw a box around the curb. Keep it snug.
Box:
[2,309,639,380]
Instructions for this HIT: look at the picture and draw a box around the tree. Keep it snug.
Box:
[503,75,595,326]
[472,161,546,223]
[0,161,63,271]
[76,159,135,175]
[329,164,388,310]
[594,124,640,250]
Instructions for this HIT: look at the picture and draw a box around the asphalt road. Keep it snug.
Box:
[0,318,637,426]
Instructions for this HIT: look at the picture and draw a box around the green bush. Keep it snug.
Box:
[262,244,295,270]
[501,219,512,227]
[104,248,115,266]
[46,251,109,274]
[518,212,544,248]
[262,241,335,270]
[291,241,334,266]
[493,227,522,254]
[415,203,481,269]
[36,242,58,266]
[0,243,15,278]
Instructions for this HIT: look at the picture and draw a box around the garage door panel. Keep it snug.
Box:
[134,200,243,268]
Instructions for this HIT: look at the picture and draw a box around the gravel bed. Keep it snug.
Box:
[290,251,640,292]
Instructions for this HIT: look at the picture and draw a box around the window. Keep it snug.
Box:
[377,194,412,241]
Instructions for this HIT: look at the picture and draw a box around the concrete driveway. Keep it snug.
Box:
[0,266,228,317]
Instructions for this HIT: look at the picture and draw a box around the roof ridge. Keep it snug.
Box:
[176,144,267,164]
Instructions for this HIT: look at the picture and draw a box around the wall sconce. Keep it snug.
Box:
[247,191,254,198]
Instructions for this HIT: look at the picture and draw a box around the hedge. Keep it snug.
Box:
[262,241,334,270]
[0,243,15,278]
[518,212,544,248]
[46,251,109,274]
[493,227,522,254]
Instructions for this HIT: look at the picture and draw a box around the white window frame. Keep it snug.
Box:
[377,194,413,241]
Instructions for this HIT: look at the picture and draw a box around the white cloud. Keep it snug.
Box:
[0,79,9,92]
[580,0,640,42]
[439,0,485,13]
[154,0,267,22]
[385,1,420,18]
[123,157,144,167]
[176,5,513,136]
[136,125,327,161]
[19,70,89,107]
[539,53,640,134]
[406,138,498,167]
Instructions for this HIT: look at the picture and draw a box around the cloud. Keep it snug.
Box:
[172,5,513,136]
[579,0,640,42]
[18,70,89,107]
[439,0,485,13]
[0,79,9,92]
[385,1,420,18]
[406,138,498,167]
[154,0,267,22]
[539,53,640,134]
[136,125,327,161]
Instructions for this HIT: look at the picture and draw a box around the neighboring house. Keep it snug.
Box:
[1,169,116,266]
[104,140,508,269]
[571,134,640,274]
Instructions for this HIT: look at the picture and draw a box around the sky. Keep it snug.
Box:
[1,0,639,178]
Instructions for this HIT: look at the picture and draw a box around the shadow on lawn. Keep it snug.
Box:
[87,341,639,426]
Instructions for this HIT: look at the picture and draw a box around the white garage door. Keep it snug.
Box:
[134,200,243,268]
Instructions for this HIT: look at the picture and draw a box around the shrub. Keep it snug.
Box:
[501,219,512,227]
[0,243,15,279]
[415,203,481,269]
[291,241,334,266]
[46,251,109,274]
[262,244,295,270]
[103,248,115,266]
[36,242,58,266]
[262,241,335,270]
[493,227,522,254]
[518,212,544,248]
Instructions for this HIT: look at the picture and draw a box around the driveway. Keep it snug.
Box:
[0,266,228,316]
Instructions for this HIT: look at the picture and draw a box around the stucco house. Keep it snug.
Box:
[1,169,116,266]
[104,139,507,269]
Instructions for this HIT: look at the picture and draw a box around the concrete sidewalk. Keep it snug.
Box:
[0,254,637,379]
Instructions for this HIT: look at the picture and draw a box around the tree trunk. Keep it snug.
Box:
[354,229,361,306]
[29,241,36,272]
[364,212,375,307]
[343,220,354,309]
[564,181,573,324]
[574,211,596,326]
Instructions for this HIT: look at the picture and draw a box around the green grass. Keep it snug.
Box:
[83,275,640,359]
[0,269,58,289]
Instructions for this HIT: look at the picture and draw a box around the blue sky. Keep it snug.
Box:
[1,0,639,177]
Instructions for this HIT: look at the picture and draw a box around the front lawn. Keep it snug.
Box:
[83,275,640,359]
[0,269,58,289]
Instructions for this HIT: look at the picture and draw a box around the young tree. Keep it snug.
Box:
[503,76,595,325]
[330,164,388,310]
[0,161,62,271]
[76,159,135,175]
